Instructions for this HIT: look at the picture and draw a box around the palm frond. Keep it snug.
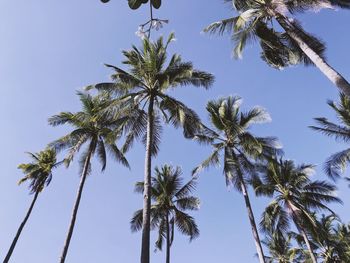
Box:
[174,209,200,241]
[175,196,200,211]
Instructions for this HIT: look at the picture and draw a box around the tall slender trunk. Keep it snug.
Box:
[165,213,171,263]
[147,1,153,38]
[275,14,350,97]
[140,97,154,263]
[3,190,40,263]
[289,207,317,263]
[239,178,266,263]
[59,149,93,263]
[298,226,318,263]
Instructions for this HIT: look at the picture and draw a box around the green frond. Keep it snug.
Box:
[192,147,221,176]
[174,209,200,241]
[176,196,200,211]
[130,209,144,232]
[97,140,107,171]
[106,143,130,169]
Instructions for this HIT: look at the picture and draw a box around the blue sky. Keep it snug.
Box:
[0,1,349,262]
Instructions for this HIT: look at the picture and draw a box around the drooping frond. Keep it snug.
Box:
[174,209,200,241]
[192,147,222,176]
[175,197,200,211]
[130,209,144,232]
[323,148,350,180]
[159,94,202,138]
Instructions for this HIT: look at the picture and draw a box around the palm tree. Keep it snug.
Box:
[263,231,304,263]
[303,214,350,262]
[192,96,281,263]
[310,93,350,180]
[48,92,130,263]
[3,148,60,263]
[130,165,200,263]
[88,33,214,263]
[204,0,350,96]
[254,158,341,263]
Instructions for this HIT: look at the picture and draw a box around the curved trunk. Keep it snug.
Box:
[140,97,154,263]
[298,226,318,263]
[59,148,93,263]
[3,190,40,263]
[275,15,350,97]
[239,178,266,263]
[165,214,171,263]
[289,207,317,263]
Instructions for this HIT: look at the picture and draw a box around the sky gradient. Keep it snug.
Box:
[0,1,349,262]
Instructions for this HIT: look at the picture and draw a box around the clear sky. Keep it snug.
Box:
[0,1,349,262]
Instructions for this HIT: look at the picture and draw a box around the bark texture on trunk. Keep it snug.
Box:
[3,190,40,263]
[239,178,266,263]
[140,97,154,263]
[165,214,171,263]
[275,14,350,97]
[59,149,92,263]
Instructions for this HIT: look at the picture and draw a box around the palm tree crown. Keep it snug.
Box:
[263,231,303,263]
[49,92,129,169]
[88,33,214,152]
[254,158,341,263]
[18,148,60,193]
[131,164,200,262]
[204,0,350,95]
[255,159,341,233]
[310,214,350,262]
[310,93,350,180]
[193,96,280,187]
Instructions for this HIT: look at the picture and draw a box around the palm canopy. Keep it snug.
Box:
[87,33,214,155]
[310,93,350,180]
[254,158,341,234]
[193,96,281,188]
[18,148,61,194]
[204,0,348,69]
[263,231,304,263]
[131,165,200,250]
[48,92,129,170]
[310,214,350,262]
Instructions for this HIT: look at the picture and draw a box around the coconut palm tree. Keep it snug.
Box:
[3,148,60,263]
[204,0,350,96]
[254,158,341,263]
[48,92,130,263]
[192,96,281,263]
[303,214,350,262]
[131,165,200,263]
[87,33,214,263]
[263,230,304,263]
[310,93,350,180]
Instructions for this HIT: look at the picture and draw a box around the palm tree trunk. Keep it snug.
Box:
[289,208,317,263]
[59,149,93,263]
[3,190,40,263]
[275,14,350,97]
[239,179,266,263]
[165,214,171,263]
[298,226,318,263]
[140,97,155,263]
